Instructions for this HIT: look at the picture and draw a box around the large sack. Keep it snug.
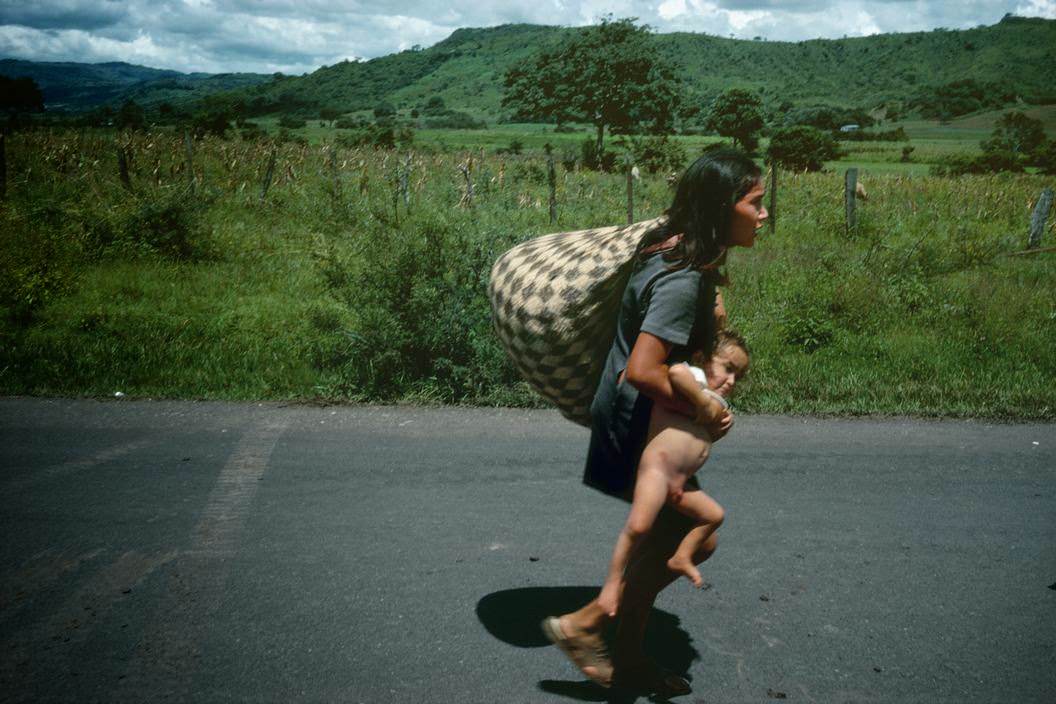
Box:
[488,217,664,426]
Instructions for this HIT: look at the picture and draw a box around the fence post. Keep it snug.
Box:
[545,144,557,225]
[459,161,474,208]
[0,133,6,202]
[183,131,196,195]
[117,143,132,192]
[400,154,411,211]
[768,163,777,234]
[845,167,858,232]
[259,150,276,203]
[1028,188,1053,249]
[626,162,635,225]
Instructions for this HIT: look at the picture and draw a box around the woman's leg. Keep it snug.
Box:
[613,506,719,693]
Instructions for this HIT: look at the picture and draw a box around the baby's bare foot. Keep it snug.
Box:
[667,554,704,588]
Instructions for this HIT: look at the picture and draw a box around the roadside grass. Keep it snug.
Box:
[2,128,1054,418]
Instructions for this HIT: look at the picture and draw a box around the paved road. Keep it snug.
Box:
[1,398,1054,703]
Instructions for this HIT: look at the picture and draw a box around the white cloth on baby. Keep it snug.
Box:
[683,363,730,409]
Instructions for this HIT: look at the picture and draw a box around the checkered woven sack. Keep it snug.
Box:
[488,216,666,427]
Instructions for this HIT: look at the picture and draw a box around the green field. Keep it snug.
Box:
[2,123,1054,418]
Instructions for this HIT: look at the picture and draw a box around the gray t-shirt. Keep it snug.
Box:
[588,251,715,459]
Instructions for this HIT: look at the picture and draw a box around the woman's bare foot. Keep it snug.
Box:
[667,554,704,587]
[541,616,614,687]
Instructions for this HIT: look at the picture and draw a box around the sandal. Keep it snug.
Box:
[614,658,692,698]
[541,616,614,688]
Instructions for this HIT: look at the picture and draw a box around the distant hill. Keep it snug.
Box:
[3,15,1054,119]
[0,59,269,111]
[221,16,1056,120]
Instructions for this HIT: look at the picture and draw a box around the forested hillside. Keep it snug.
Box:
[220,15,1055,119]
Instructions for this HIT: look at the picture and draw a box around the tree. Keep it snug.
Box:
[766,126,838,172]
[0,75,45,113]
[320,107,340,127]
[707,88,765,152]
[982,111,1046,159]
[502,17,681,166]
[115,99,146,131]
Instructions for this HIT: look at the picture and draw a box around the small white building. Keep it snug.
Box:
[839,124,860,132]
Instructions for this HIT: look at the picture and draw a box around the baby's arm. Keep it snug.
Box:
[668,364,727,426]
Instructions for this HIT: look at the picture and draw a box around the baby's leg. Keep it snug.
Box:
[666,490,725,587]
[596,406,713,617]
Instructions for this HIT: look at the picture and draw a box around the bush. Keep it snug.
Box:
[189,110,231,138]
[314,212,517,401]
[1035,139,1056,175]
[421,110,486,130]
[0,200,80,323]
[580,138,618,171]
[619,135,687,174]
[335,117,364,129]
[278,115,307,129]
[86,189,214,261]
[766,126,839,171]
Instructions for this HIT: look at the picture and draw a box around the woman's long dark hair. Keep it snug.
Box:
[635,147,762,271]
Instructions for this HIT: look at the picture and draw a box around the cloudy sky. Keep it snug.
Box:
[1,0,1054,75]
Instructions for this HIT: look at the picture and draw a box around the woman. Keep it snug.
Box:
[543,148,767,696]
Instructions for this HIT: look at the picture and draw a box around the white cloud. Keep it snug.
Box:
[1015,0,1056,18]
[0,0,1050,73]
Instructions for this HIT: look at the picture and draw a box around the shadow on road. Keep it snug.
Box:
[476,586,699,702]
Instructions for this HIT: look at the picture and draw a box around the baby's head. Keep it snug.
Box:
[690,330,749,398]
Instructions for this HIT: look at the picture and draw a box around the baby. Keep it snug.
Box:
[598,330,749,616]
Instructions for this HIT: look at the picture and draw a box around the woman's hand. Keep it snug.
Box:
[705,409,733,441]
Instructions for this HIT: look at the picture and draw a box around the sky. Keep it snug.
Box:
[1,0,1054,75]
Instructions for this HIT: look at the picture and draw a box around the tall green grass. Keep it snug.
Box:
[1,128,1054,418]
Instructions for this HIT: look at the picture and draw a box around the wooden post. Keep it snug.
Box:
[845,167,858,232]
[768,163,777,234]
[328,146,340,207]
[1028,188,1053,249]
[259,150,276,203]
[117,144,132,191]
[183,131,196,195]
[400,154,411,210]
[545,144,556,225]
[459,161,474,208]
[0,133,6,202]
[626,162,635,225]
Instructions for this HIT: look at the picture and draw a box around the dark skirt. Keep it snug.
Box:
[582,391,701,501]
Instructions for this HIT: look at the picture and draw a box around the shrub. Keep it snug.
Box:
[766,126,838,171]
[619,135,687,174]
[0,201,80,323]
[278,115,307,129]
[421,110,486,129]
[315,212,517,401]
[93,189,214,261]
[335,117,363,129]
[190,110,231,138]
[580,138,618,171]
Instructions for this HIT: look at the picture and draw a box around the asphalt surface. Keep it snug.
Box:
[1,398,1054,703]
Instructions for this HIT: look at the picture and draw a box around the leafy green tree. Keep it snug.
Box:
[320,107,341,127]
[190,110,231,138]
[707,88,765,152]
[982,111,1046,159]
[0,75,44,113]
[115,99,146,131]
[502,17,681,166]
[766,125,838,171]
